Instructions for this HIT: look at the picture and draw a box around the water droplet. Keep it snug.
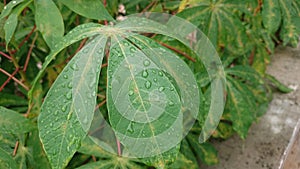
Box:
[153,78,157,82]
[167,132,171,136]
[142,70,148,78]
[61,105,67,112]
[83,116,88,125]
[97,48,103,54]
[169,101,174,106]
[127,122,134,133]
[130,47,136,53]
[71,63,79,70]
[50,123,53,127]
[143,60,150,66]
[123,42,129,46]
[145,81,152,89]
[128,90,134,96]
[66,92,72,100]
[63,75,68,79]
[12,1,16,4]
[158,86,165,92]
[89,81,96,88]
[91,91,96,97]
[170,87,174,91]
[54,111,58,115]
[83,48,89,53]
[67,82,72,89]
[158,71,163,76]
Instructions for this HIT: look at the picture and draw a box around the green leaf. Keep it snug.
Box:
[266,74,293,93]
[107,33,200,161]
[179,139,198,166]
[187,134,218,165]
[75,158,146,169]
[28,23,102,100]
[60,0,113,21]
[225,65,263,85]
[4,12,17,47]
[27,130,51,169]
[226,79,255,139]
[107,35,182,158]
[3,0,31,47]
[262,0,281,33]
[78,136,114,158]
[0,93,27,107]
[212,122,234,139]
[35,0,64,49]
[38,35,107,169]
[0,0,24,20]
[0,106,35,134]
[167,153,197,169]
[177,1,251,54]
[279,0,300,46]
[116,17,225,143]
[252,46,270,74]
[0,147,18,169]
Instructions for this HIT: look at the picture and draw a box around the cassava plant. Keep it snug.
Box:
[0,0,299,169]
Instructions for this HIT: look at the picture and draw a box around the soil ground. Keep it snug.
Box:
[201,45,300,169]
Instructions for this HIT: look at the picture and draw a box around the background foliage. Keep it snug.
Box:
[0,0,299,168]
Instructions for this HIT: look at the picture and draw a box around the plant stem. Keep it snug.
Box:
[0,68,29,91]
[23,32,38,72]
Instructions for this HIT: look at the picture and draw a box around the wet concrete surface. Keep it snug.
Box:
[200,45,300,169]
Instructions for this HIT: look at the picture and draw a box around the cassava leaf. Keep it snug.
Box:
[279,0,300,47]
[78,136,114,158]
[38,35,107,169]
[0,93,27,107]
[266,74,293,93]
[0,0,24,20]
[34,0,64,49]
[107,35,183,158]
[225,65,263,85]
[0,106,35,134]
[187,134,218,165]
[226,78,255,139]
[116,15,226,143]
[3,0,31,47]
[27,130,51,169]
[4,12,17,47]
[0,147,18,169]
[60,0,113,21]
[167,152,197,169]
[177,1,251,54]
[75,158,146,169]
[262,0,281,34]
[28,23,102,100]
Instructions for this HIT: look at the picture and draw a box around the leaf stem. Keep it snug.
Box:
[23,32,38,72]
[0,51,12,60]
[95,99,106,110]
[0,68,29,91]
[0,67,19,92]
[12,141,19,156]
[158,42,196,62]
[18,25,36,52]
[254,0,263,16]
[116,139,122,156]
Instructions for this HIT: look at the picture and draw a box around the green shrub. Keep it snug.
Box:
[0,0,299,168]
